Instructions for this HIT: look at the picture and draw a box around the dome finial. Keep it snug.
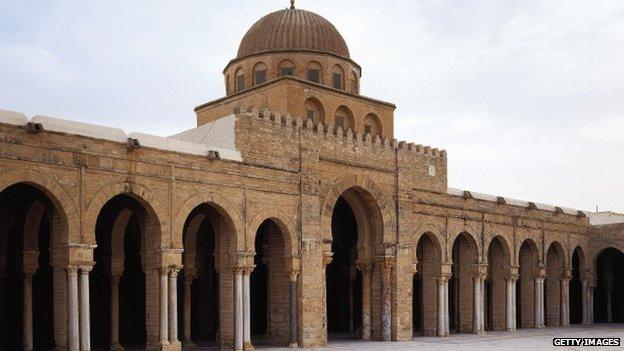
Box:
[290,0,295,10]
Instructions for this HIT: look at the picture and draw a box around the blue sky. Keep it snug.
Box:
[1,0,623,212]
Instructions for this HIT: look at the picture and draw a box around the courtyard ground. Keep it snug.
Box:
[250,324,624,351]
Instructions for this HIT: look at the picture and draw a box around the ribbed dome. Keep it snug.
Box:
[237,8,350,60]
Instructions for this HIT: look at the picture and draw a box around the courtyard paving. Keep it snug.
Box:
[251,324,624,351]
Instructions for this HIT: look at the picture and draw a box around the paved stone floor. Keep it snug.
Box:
[249,324,624,351]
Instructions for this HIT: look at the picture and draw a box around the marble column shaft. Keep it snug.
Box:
[23,272,34,351]
[234,269,244,351]
[289,270,299,347]
[437,278,446,336]
[67,266,80,351]
[243,267,253,351]
[506,277,517,331]
[534,276,545,328]
[169,268,179,343]
[79,266,92,351]
[358,263,372,341]
[159,268,169,345]
[110,275,121,350]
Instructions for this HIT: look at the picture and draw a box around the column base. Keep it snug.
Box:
[165,341,181,351]
[243,341,254,351]
[474,331,486,336]
[289,342,299,348]
[110,342,124,351]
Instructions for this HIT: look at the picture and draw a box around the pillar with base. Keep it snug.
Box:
[23,271,34,351]
[169,267,181,347]
[110,274,122,350]
[243,266,254,351]
[289,268,300,347]
[79,265,93,351]
[182,270,196,347]
[560,270,571,327]
[356,261,372,341]
[473,266,487,335]
[380,256,394,342]
[436,273,451,337]
[234,267,244,351]
[159,267,169,347]
[534,269,546,328]
[506,270,518,331]
[67,265,80,351]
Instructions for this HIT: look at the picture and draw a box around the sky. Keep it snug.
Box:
[1,0,623,213]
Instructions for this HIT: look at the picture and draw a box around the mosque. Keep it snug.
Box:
[1,2,623,351]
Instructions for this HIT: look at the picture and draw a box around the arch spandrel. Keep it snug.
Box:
[0,168,79,245]
[84,181,169,250]
[320,174,395,252]
[173,191,244,253]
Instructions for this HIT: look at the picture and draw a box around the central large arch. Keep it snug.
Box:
[594,248,624,323]
[325,184,386,341]
[485,235,511,331]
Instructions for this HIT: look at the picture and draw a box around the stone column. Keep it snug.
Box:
[79,266,93,351]
[243,266,253,351]
[473,273,484,335]
[588,285,594,323]
[380,257,394,341]
[437,275,447,337]
[506,274,518,331]
[182,272,195,347]
[355,262,372,341]
[348,266,355,333]
[23,271,34,351]
[234,267,244,351]
[534,272,545,328]
[289,269,300,347]
[560,274,570,327]
[581,280,589,324]
[444,278,450,336]
[606,287,613,323]
[67,266,80,351]
[110,275,122,350]
[169,268,180,344]
[159,267,169,346]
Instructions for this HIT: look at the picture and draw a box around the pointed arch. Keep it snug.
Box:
[247,208,297,258]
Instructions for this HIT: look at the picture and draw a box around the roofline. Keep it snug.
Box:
[223,50,362,76]
[194,76,395,112]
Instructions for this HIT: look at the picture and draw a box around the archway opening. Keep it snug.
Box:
[414,233,441,337]
[570,248,584,324]
[517,240,538,328]
[327,196,362,339]
[449,233,478,333]
[178,203,233,348]
[251,219,289,346]
[91,194,151,349]
[545,243,564,327]
[486,236,510,331]
[594,248,624,323]
[0,184,57,350]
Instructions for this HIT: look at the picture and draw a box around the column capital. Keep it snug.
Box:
[378,255,395,270]
[437,273,452,284]
[23,270,35,280]
[79,265,94,274]
[411,260,419,274]
[110,274,121,285]
[322,251,334,266]
[170,267,181,278]
[159,266,170,275]
[355,261,372,273]
[289,269,300,282]
[473,271,487,282]
[243,265,255,276]
[506,273,519,282]
[233,266,245,276]
[66,265,79,276]
[536,267,547,278]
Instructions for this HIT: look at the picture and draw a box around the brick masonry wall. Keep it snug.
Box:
[0,108,601,349]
